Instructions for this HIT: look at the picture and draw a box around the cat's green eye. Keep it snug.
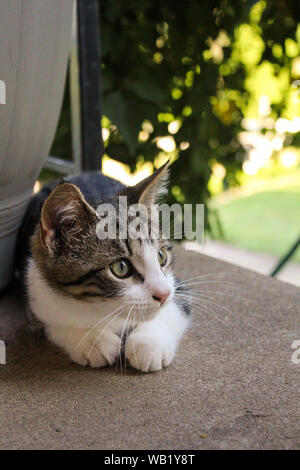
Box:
[158,248,168,267]
[110,259,132,279]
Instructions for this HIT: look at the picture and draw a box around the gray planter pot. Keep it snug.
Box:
[0,0,73,291]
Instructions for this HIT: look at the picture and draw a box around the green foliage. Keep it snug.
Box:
[51,0,300,213]
[100,0,250,208]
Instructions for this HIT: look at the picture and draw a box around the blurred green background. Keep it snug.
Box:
[49,0,300,263]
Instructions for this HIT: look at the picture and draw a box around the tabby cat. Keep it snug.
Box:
[16,163,190,372]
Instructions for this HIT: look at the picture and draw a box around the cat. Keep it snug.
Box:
[15,162,190,372]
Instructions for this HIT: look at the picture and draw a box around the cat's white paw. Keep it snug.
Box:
[125,332,176,372]
[70,331,121,368]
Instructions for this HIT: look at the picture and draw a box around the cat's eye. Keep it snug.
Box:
[110,259,132,279]
[158,248,168,267]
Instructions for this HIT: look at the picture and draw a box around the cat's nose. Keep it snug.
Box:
[152,290,170,305]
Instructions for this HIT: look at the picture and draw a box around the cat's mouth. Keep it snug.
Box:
[125,294,173,321]
[121,301,160,322]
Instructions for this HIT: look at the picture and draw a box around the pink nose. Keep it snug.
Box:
[152,290,170,305]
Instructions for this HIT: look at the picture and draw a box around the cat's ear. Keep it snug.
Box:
[40,182,96,252]
[125,160,169,207]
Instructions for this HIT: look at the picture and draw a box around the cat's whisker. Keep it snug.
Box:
[138,302,146,325]
[178,292,235,318]
[131,309,142,373]
[184,289,255,303]
[176,272,238,285]
[177,299,222,322]
[117,311,127,374]
[175,297,228,327]
[176,280,242,289]
[193,304,229,327]
[125,307,137,371]
[123,300,158,319]
[85,307,126,366]
[175,298,208,324]
[125,299,151,306]
[125,307,136,373]
[175,293,230,326]
[178,293,233,315]
[75,303,125,351]
[118,307,133,375]
[175,297,223,327]
[178,289,255,311]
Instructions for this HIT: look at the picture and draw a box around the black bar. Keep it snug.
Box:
[271,236,300,277]
[77,0,103,171]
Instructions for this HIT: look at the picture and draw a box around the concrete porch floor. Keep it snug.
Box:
[0,246,299,450]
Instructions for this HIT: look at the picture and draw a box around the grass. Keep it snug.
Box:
[210,169,300,263]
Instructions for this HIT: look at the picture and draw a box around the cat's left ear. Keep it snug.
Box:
[124,160,169,207]
[40,182,97,252]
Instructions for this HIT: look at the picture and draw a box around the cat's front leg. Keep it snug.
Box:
[125,301,189,372]
[46,325,121,368]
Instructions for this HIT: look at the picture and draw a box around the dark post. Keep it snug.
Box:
[77,0,103,171]
[271,236,300,277]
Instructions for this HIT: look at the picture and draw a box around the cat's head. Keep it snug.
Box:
[32,162,175,320]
